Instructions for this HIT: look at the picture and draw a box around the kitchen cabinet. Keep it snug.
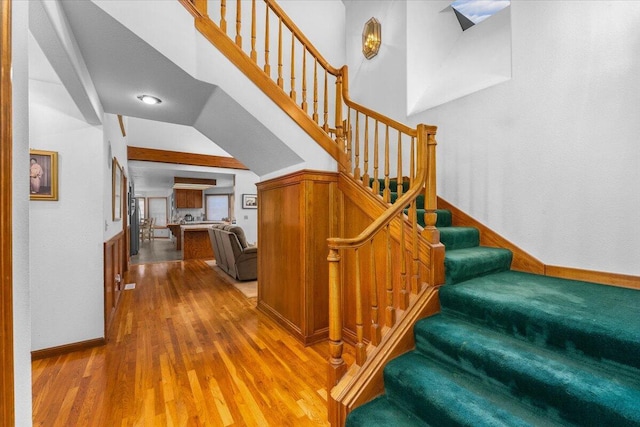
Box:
[175,189,203,209]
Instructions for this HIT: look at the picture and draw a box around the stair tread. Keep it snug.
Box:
[415,314,640,425]
[345,396,430,427]
[439,270,640,370]
[384,352,563,427]
[444,246,513,285]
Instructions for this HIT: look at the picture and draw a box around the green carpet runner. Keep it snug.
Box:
[346,180,640,426]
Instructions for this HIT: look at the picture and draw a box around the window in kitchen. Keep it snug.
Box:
[205,194,230,221]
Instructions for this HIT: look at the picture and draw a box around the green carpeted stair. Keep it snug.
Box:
[346,180,640,426]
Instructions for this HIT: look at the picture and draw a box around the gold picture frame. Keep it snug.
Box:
[112,157,122,221]
[29,149,58,201]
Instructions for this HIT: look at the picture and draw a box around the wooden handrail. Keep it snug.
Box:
[264,0,341,75]
[327,128,428,250]
[340,67,421,137]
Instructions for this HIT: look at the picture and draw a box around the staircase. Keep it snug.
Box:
[172,2,640,425]
[346,180,640,426]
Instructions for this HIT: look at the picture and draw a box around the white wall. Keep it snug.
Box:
[13,1,33,423]
[345,0,640,276]
[233,170,258,244]
[103,113,129,241]
[29,40,105,350]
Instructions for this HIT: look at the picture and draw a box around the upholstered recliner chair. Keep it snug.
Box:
[208,224,257,281]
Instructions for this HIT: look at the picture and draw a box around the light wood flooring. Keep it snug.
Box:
[32,260,352,426]
[131,238,182,264]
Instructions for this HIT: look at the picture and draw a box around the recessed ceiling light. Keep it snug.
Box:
[137,94,162,105]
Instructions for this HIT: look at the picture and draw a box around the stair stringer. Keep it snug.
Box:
[91,0,340,178]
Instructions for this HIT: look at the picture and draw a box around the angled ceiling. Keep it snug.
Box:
[29,0,303,187]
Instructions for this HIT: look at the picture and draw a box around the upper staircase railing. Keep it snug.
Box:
[179,1,443,424]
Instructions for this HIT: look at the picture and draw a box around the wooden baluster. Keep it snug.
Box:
[397,132,404,200]
[277,17,283,88]
[335,73,344,148]
[370,238,381,345]
[290,35,296,101]
[372,121,380,195]
[235,0,242,47]
[382,125,390,203]
[398,132,409,309]
[312,58,318,123]
[362,116,370,188]
[301,48,307,112]
[250,0,257,62]
[264,6,270,76]
[220,0,227,34]
[327,247,346,387]
[385,225,395,327]
[323,69,329,132]
[410,136,415,187]
[346,108,352,171]
[354,112,361,181]
[354,249,366,365]
[411,135,421,294]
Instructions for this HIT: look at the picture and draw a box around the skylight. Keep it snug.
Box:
[451,0,510,30]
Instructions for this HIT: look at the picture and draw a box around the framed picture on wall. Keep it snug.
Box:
[112,157,122,221]
[29,149,58,201]
[242,194,257,209]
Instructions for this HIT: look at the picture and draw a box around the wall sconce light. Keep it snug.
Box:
[362,17,381,60]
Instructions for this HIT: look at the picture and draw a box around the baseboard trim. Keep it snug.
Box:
[545,265,640,290]
[31,337,105,361]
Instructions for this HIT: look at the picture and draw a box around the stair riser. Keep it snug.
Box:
[414,317,640,426]
[439,290,640,372]
[383,355,536,427]
[444,249,512,285]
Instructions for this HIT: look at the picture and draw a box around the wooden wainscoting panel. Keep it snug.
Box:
[257,170,338,345]
[104,232,125,340]
[437,196,545,274]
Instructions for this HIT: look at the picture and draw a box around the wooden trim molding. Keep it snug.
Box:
[31,338,105,361]
[438,196,545,274]
[0,0,14,423]
[117,114,126,137]
[127,146,249,170]
[545,265,640,290]
[438,196,640,289]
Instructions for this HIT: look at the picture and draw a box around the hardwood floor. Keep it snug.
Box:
[32,260,353,426]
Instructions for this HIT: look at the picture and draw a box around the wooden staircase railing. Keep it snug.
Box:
[178,1,444,425]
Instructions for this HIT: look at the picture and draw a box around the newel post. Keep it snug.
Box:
[421,126,440,245]
[327,246,347,389]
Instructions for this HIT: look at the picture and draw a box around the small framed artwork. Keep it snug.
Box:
[112,157,122,221]
[242,193,257,209]
[29,149,58,201]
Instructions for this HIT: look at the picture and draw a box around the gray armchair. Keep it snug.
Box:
[208,224,257,281]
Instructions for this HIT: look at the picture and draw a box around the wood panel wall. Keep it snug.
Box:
[257,170,338,345]
[104,231,126,339]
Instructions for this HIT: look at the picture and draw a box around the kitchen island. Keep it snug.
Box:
[167,222,223,260]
